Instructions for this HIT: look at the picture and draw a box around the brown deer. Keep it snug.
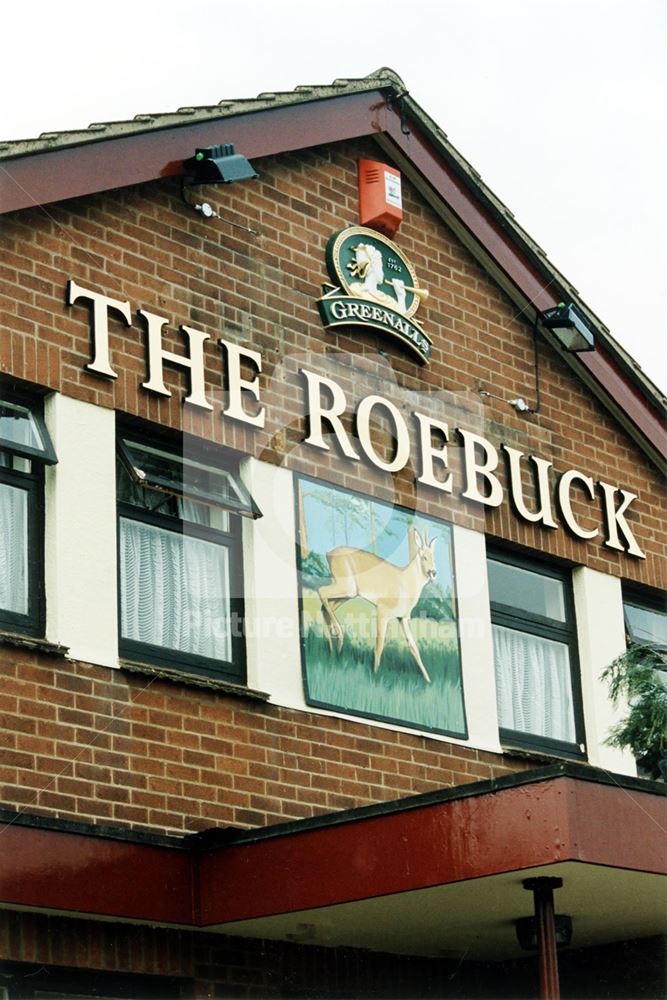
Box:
[318,527,436,683]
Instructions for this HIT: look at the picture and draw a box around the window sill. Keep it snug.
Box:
[119,658,270,701]
[500,742,587,765]
[0,629,69,657]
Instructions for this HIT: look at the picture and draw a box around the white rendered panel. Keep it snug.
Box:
[573,566,636,774]
[44,394,118,667]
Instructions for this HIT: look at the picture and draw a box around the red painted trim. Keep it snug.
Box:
[0,92,387,215]
[196,777,666,925]
[1,777,663,927]
[382,117,555,312]
[577,350,666,460]
[380,118,667,461]
[0,824,194,924]
[568,780,667,871]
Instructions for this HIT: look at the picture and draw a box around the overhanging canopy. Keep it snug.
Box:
[1,765,664,960]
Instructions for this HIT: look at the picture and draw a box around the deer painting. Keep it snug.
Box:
[318,526,436,683]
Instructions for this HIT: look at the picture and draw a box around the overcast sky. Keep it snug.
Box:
[2,0,665,392]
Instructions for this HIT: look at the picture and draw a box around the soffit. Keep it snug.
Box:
[0,68,406,157]
[212,861,667,961]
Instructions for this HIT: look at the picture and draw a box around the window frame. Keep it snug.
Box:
[622,587,667,653]
[0,390,53,638]
[116,426,248,684]
[0,399,57,465]
[117,434,260,518]
[487,548,586,760]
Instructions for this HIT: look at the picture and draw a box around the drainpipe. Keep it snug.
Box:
[523,877,563,1000]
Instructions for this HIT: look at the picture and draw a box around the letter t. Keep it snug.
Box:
[67,278,131,380]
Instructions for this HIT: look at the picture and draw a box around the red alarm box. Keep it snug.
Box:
[358,159,403,238]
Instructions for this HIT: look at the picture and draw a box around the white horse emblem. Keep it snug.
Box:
[346,243,408,313]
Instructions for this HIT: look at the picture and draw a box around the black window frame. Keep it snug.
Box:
[622,587,667,654]
[116,424,251,684]
[0,390,56,638]
[487,548,586,760]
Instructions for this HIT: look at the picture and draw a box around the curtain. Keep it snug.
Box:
[120,519,231,662]
[493,624,576,742]
[0,482,28,614]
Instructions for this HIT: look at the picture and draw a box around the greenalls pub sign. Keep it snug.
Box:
[317,226,432,364]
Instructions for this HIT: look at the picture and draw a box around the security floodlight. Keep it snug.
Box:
[541,302,595,352]
[183,144,258,185]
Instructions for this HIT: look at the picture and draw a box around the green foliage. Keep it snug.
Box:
[601,644,667,780]
[413,580,454,621]
[300,550,329,588]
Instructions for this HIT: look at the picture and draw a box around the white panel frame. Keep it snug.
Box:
[240,458,302,700]
[44,394,119,668]
[241,460,503,751]
[453,527,503,752]
[573,566,637,775]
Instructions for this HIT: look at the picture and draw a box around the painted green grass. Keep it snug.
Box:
[301,590,466,735]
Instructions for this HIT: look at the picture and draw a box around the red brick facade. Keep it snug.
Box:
[2,646,529,833]
[1,138,662,837]
[1,83,664,998]
[1,140,663,587]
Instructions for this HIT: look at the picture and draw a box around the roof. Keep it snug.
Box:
[0,70,405,155]
[1,68,664,466]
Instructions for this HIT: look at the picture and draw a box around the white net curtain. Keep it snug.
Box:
[120,519,231,662]
[493,624,576,743]
[0,482,28,615]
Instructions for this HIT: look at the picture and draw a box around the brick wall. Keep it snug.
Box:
[0,137,663,588]
[0,911,193,982]
[0,910,460,998]
[1,647,528,834]
[2,911,663,999]
[0,136,664,838]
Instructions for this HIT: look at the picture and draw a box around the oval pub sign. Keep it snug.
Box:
[317,226,433,364]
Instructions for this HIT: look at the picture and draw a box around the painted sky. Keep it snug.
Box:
[300,478,454,587]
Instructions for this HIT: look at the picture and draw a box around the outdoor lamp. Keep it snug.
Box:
[183,144,258,185]
[541,302,595,352]
[515,914,573,951]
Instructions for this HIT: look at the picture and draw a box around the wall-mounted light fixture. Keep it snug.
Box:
[181,144,259,231]
[541,301,595,352]
[515,913,573,951]
[183,144,258,185]
[477,300,596,416]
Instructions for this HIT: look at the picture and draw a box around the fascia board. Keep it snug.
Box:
[0,90,391,215]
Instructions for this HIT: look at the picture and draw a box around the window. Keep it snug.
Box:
[0,394,56,637]
[487,551,584,757]
[117,431,259,681]
[623,592,667,652]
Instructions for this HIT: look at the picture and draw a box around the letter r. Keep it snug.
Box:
[300,369,359,460]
